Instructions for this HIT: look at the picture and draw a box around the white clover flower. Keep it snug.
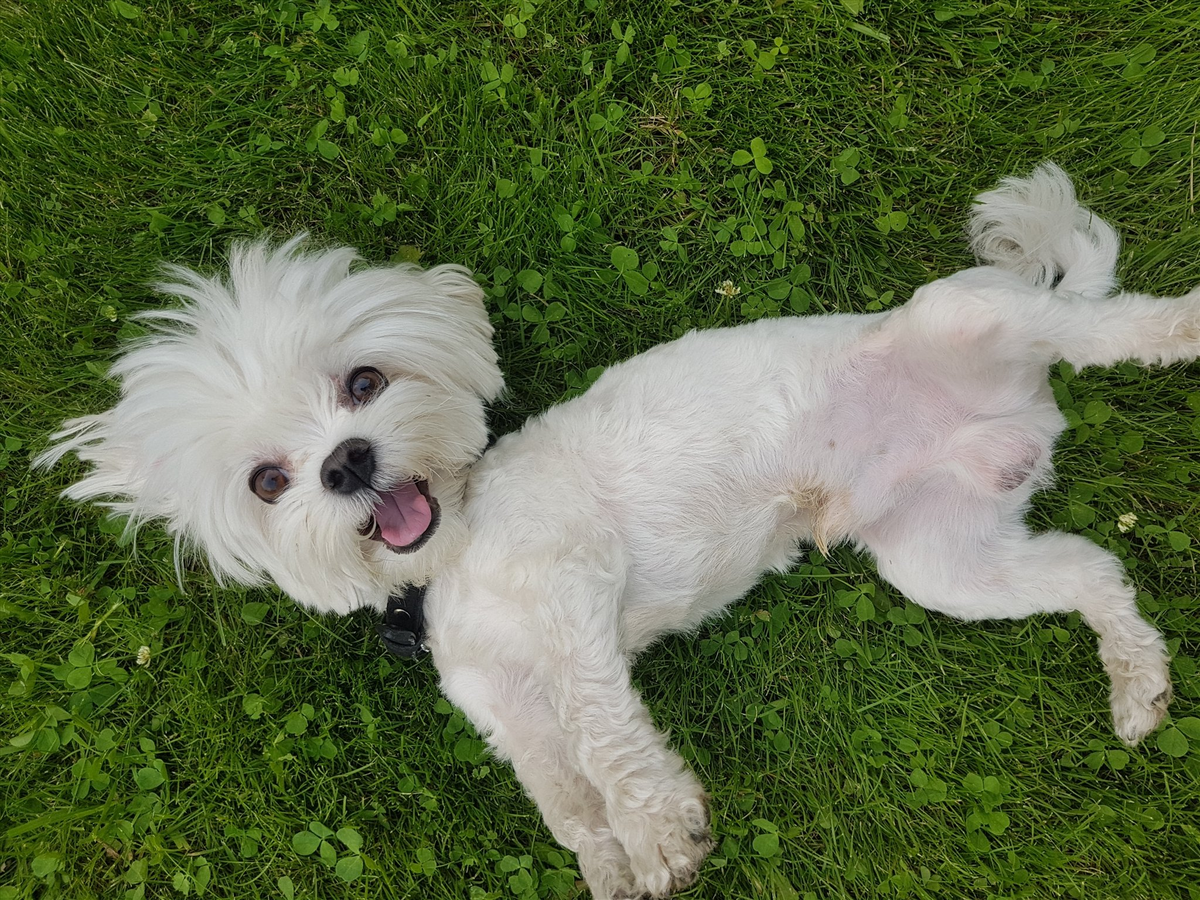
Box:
[136,646,152,667]
[715,279,741,298]
[1117,512,1138,533]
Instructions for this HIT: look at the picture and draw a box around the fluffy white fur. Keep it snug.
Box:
[38,236,503,612]
[41,164,1195,898]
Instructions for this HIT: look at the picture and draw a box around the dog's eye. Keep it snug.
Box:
[250,466,290,503]
[348,367,387,406]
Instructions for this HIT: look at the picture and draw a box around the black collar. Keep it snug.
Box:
[376,584,429,659]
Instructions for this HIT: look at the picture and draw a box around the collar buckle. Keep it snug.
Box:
[377,584,429,659]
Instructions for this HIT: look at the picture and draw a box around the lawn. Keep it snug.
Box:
[2,0,1199,898]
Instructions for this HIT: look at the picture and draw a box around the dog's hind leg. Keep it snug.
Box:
[858,480,1171,746]
[903,271,1200,372]
[440,665,640,899]
[966,161,1200,369]
[1034,288,1200,370]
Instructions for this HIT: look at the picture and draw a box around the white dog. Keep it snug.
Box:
[41,164,1192,898]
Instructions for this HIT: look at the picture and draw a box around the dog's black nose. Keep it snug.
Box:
[321,438,376,495]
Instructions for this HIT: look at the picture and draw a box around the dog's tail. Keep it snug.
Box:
[967,161,1120,300]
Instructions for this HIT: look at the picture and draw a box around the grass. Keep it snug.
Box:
[2,0,1200,898]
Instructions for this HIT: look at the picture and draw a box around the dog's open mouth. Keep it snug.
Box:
[360,479,440,553]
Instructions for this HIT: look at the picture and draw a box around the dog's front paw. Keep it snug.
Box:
[575,829,643,900]
[623,793,714,898]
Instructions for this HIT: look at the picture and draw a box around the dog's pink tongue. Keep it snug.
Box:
[373,483,432,547]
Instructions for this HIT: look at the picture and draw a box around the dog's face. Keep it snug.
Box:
[38,237,503,614]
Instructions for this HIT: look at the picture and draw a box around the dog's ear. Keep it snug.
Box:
[37,409,272,590]
[342,261,505,404]
[421,264,505,403]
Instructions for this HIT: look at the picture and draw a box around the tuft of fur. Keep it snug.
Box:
[968,160,1121,300]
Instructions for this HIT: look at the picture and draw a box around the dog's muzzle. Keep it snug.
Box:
[322,438,441,552]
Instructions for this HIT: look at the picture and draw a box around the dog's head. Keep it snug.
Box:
[37,236,503,614]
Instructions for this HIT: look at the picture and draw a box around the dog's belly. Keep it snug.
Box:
[457,304,1065,658]
[607,323,1065,651]
[804,319,1065,527]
